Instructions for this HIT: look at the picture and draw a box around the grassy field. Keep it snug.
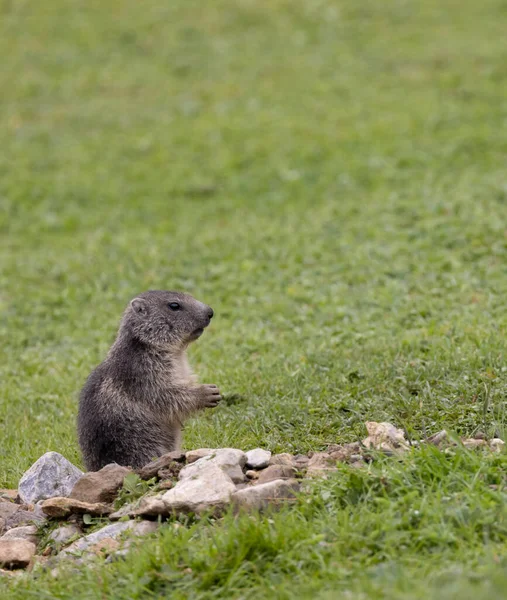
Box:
[2,0,507,596]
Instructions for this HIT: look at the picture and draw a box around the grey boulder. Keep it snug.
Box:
[18,452,83,504]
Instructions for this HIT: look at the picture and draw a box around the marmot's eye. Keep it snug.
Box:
[168,302,181,311]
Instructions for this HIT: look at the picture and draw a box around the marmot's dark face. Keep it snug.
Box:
[122,290,214,349]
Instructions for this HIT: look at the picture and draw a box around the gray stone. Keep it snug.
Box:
[185,449,215,464]
[0,539,36,569]
[18,452,83,504]
[257,464,296,484]
[4,509,44,531]
[70,464,132,504]
[48,524,81,546]
[180,448,246,484]
[0,502,19,523]
[232,479,300,511]
[1,525,38,545]
[162,464,235,514]
[245,449,271,470]
[59,520,159,560]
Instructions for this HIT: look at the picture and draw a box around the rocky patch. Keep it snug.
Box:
[0,422,503,573]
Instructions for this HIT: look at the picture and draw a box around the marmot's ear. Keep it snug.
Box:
[130,298,148,315]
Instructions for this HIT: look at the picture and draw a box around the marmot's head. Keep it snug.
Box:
[121,290,214,349]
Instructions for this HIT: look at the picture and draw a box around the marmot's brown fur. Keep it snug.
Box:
[77,290,220,471]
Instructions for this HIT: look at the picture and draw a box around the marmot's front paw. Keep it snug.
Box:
[197,384,222,408]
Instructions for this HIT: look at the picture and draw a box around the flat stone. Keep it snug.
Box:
[257,464,296,484]
[180,449,247,484]
[59,520,159,560]
[232,479,300,511]
[162,464,236,514]
[462,438,487,449]
[5,509,44,531]
[1,525,38,545]
[41,497,112,518]
[70,464,132,504]
[137,452,186,479]
[48,524,81,546]
[245,449,271,470]
[0,502,19,522]
[0,539,36,569]
[269,453,294,467]
[18,452,83,505]
[0,490,18,503]
[306,452,338,477]
[185,449,215,464]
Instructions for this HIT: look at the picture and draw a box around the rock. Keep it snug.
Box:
[0,490,18,503]
[179,449,247,484]
[131,495,167,518]
[269,453,294,467]
[245,449,271,470]
[48,524,81,546]
[137,452,186,479]
[328,442,363,462]
[88,537,120,557]
[427,430,449,446]
[70,464,132,504]
[0,539,36,569]
[362,422,409,452]
[257,465,296,484]
[158,479,173,490]
[232,479,300,511]
[41,497,112,518]
[246,470,260,480]
[1,525,38,545]
[306,453,337,478]
[293,454,310,469]
[59,520,158,560]
[4,509,44,531]
[490,438,505,452]
[18,452,83,505]
[462,438,487,449]
[185,449,215,464]
[0,502,19,523]
[162,464,236,514]
[0,519,4,535]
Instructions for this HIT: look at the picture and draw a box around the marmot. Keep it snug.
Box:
[77,290,221,471]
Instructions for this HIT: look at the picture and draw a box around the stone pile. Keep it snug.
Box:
[0,422,504,576]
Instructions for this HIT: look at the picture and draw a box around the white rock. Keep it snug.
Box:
[245,449,271,470]
[48,524,81,546]
[18,452,83,504]
[59,519,158,559]
[162,464,235,513]
[1,525,38,545]
[231,479,300,511]
[180,448,247,483]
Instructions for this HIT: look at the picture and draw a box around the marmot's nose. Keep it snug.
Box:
[207,308,214,319]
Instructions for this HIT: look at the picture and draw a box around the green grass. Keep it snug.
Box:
[1,0,507,596]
